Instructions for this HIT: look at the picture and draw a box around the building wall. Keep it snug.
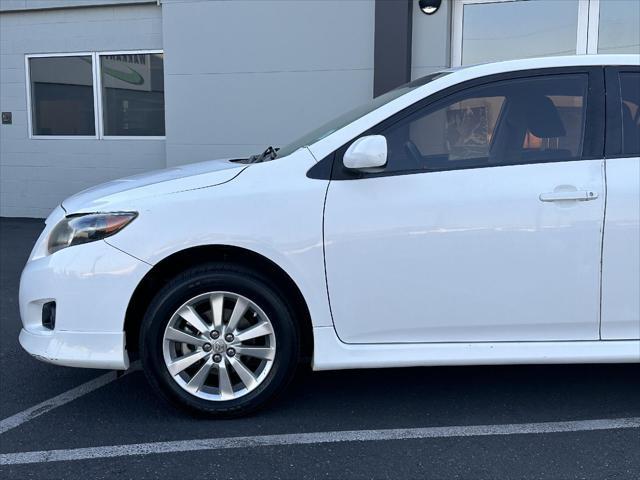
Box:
[161,0,375,165]
[411,0,451,80]
[0,3,165,217]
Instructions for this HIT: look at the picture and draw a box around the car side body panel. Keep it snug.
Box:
[106,149,335,330]
[311,327,640,370]
[324,159,606,344]
[601,157,640,339]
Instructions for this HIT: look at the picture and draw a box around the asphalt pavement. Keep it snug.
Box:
[0,217,639,479]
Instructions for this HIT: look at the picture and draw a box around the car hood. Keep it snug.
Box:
[62,158,248,213]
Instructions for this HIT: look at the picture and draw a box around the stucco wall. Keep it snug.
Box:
[161,0,375,165]
[411,0,451,80]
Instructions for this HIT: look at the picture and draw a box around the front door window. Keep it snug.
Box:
[377,74,588,174]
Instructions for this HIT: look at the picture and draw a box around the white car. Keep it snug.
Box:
[19,55,640,416]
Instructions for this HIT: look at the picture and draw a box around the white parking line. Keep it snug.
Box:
[0,362,140,435]
[1,417,638,466]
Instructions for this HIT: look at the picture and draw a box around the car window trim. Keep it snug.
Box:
[308,66,605,181]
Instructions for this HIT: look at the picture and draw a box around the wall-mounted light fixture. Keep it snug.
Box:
[418,0,442,15]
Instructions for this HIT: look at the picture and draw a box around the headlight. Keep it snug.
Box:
[48,212,137,254]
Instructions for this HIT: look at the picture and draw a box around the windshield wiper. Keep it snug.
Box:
[249,146,279,163]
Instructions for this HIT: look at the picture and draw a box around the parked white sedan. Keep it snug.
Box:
[19,55,640,416]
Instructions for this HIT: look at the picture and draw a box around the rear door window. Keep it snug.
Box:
[620,72,640,156]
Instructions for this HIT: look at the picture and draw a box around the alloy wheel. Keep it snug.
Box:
[162,291,276,401]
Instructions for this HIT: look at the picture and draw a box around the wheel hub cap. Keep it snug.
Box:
[212,340,225,353]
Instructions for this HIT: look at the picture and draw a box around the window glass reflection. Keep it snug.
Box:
[379,74,588,173]
[598,0,640,54]
[620,73,640,155]
[29,56,95,136]
[462,0,579,65]
[100,53,165,136]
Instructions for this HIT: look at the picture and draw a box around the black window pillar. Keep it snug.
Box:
[373,0,413,97]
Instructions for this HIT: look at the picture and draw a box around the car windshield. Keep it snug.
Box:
[268,71,452,160]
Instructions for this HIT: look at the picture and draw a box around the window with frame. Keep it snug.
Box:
[452,0,640,66]
[378,74,589,173]
[100,53,165,136]
[27,51,164,138]
[28,56,96,136]
[458,0,580,65]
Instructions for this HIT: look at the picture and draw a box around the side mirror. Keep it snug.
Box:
[343,135,387,170]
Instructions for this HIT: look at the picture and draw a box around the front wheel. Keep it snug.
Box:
[140,263,300,417]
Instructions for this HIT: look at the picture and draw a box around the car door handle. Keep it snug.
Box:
[539,190,599,202]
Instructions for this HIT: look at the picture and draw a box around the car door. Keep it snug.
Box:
[324,68,606,344]
[601,67,640,340]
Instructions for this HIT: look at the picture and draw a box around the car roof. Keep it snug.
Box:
[407,54,639,114]
[437,54,639,80]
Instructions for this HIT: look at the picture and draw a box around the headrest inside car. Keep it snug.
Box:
[513,94,567,139]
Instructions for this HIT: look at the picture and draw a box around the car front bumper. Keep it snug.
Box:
[18,328,129,370]
[19,210,152,370]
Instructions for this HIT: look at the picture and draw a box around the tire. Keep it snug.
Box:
[139,262,300,417]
